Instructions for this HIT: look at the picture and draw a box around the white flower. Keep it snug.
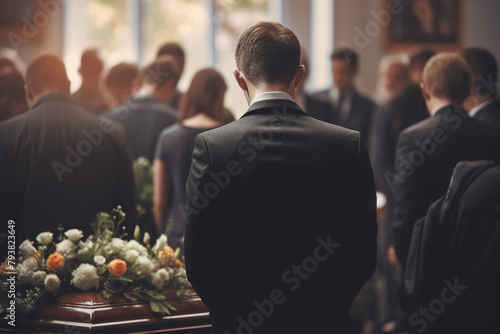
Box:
[45,274,61,292]
[56,239,77,258]
[150,273,165,290]
[105,238,125,254]
[78,239,94,255]
[135,256,156,277]
[125,249,139,264]
[176,267,187,278]
[18,263,34,283]
[19,239,37,256]
[94,255,106,265]
[31,271,47,286]
[133,225,140,241]
[71,264,100,291]
[36,232,53,245]
[65,229,84,242]
[126,240,147,255]
[156,268,170,281]
[22,257,38,271]
[152,234,168,253]
[143,232,150,245]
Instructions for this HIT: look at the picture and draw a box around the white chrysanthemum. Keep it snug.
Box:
[23,257,38,272]
[78,238,94,255]
[105,238,125,254]
[65,229,84,242]
[36,232,53,245]
[31,271,47,286]
[156,268,170,281]
[19,239,37,256]
[18,263,34,283]
[135,256,156,277]
[126,240,147,255]
[152,234,168,253]
[56,239,77,258]
[176,267,187,278]
[150,273,165,290]
[125,249,139,264]
[94,255,106,265]
[71,264,100,291]
[45,274,61,292]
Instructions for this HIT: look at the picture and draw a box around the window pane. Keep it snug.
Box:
[142,0,212,91]
[214,0,268,117]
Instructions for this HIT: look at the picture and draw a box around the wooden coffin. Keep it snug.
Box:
[1,289,211,333]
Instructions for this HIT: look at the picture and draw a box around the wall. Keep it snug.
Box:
[332,0,500,98]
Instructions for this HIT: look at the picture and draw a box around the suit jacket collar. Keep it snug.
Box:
[33,92,71,109]
[434,104,469,118]
[240,99,308,119]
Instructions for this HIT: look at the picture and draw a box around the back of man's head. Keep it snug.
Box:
[423,53,471,104]
[156,42,185,77]
[26,53,70,95]
[460,47,498,98]
[105,62,139,90]
[80,48,104,77]
[140,58,180,89]
[235,22,301,88]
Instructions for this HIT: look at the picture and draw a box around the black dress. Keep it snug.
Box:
[155,123,216,250]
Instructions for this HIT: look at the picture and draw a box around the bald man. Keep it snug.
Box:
[0,53,136,249]
[71,48,109,115]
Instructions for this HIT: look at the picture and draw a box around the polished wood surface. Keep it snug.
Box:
[1,289,211,333]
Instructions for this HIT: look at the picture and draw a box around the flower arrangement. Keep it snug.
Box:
[0,207,191,316]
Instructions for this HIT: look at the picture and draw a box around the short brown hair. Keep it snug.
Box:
[140,58,180,88]
[26,53,69,94]
[156,42,185,76]
[105,62,139,89]
[461,47,498,96]
[331,46,359,72]
[422,53,471,104]
[179,68,226,121]
[235,22,300,87]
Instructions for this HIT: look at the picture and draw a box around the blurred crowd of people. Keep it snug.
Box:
[1,34,499,334]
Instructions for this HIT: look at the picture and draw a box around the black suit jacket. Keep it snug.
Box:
[473,99,500,129]
[0,93,136,246]
[404,161,500,334]
[302,93,334,123]
[312,88,376,142]
[392,105,500,267]
[185,99,377,334]
[102,95,178,162]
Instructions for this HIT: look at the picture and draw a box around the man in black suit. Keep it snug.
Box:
[461,47,500,129]
[312,46,376,141]
[0,54,136,246]
[392,53,500,267]
[102,58,178,162]
[185,22,377,334]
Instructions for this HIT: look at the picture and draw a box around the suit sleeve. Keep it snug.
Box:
[341,134,378,302]
[392,131,428,267]
[184,134,218,309]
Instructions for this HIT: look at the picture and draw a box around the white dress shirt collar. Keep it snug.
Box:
[469,99,496,117]
[249,91,294,107]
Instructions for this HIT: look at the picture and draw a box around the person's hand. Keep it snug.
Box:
[387,245,398,265]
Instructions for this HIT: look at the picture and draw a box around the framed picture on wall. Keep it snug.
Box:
[382,0,463,52]
[391,0,459,42]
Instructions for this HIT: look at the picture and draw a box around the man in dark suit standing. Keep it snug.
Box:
[185,22,377,334]
[0,54,136,246]
[461,47,500,129]
[102,58,178,162]
[312,46,376,141]
[392,53,500,267]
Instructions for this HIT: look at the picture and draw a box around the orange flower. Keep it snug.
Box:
[163,246,175,255]
[46,252,65,271]
[109,259,127,277]
[174,259,184,268]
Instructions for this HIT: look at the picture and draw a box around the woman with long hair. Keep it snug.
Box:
[153,68,228,251]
